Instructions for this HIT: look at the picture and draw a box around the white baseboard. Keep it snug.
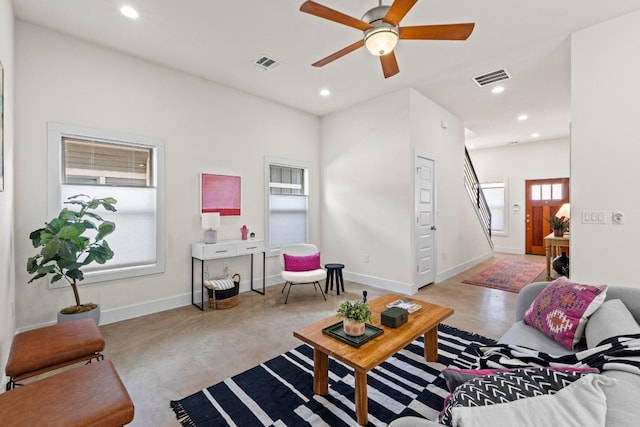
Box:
[101,293,192,325]
[101,274,283,325]
[343,271,417,296]
[435,251,493,283]
[17,274,284,332]
[493,247,524,254]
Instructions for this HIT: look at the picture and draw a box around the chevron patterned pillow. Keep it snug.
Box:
[438,368,594,426]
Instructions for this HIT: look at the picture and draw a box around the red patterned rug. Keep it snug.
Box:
[462,259,546,293]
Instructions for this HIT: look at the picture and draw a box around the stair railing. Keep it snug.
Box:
[464,148,493,245]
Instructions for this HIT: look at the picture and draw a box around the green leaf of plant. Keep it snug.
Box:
[29,228,45,247]
[59,208,79,221]
[37,265,56,276]
[83,211,103,221]
[26,256,41,273]
[82,253,95,265]
[57,225,82,240]
[39,231,54,245]
[87,200,100,209]
[41,240,62,259]
[88,244,114,264]
[96,221,116,241]
[80,220,97,230]
[27,272,48,283]
[66,269,84,281]
[47,218,63,233]
[100,199,118,212]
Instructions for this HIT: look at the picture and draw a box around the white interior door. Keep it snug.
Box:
[415,156,436,287]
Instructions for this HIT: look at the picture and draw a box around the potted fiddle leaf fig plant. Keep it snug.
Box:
[337,298,372,337]
[27,194,117,323]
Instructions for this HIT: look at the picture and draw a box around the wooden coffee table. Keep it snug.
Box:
[293,293,454,425]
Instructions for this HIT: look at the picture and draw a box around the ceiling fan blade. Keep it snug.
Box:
[300,1,372,31]
[384,0,418,26]
[399,23,475,40]
[380,52,400,78]
[312,40,365,67]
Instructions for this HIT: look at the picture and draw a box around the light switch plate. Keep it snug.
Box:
[582,210,607,224]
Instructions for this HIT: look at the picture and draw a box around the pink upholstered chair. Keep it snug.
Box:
[279,244,327,304]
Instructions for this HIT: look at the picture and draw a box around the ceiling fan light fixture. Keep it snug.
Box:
[364,26,399,56]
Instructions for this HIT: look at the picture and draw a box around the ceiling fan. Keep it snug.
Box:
[299,0,475,78]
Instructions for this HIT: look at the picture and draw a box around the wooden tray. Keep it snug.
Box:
[322,321,383,348]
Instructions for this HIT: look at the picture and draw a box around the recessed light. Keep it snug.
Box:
[517,114,528,121]
[531,132,540,138]
[491,86,505,94]
[467,144,475,149]
[319,88,331,97]
[120,5,139,19]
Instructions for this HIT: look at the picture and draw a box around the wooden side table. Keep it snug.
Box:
[544,233,569,280]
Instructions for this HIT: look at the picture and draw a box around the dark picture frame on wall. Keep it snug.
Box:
[200,173,241,216]
[0,60,4,192]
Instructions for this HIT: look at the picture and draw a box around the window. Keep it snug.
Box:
[531,183,563,201]
[481,182,507,235]
[48,123,165,285]
[265,157,310,255]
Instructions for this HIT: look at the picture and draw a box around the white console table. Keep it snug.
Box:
[191,240,265,311]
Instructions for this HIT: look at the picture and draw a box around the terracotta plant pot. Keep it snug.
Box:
[343,318,366,337]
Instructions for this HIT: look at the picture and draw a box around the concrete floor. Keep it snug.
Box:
[99,252,547,426]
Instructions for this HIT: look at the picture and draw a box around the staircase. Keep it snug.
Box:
[464,148,493,247]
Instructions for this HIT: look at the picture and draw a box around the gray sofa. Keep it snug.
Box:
[390,281,640,427]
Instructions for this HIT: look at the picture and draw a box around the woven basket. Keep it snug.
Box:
[207,273,240,309]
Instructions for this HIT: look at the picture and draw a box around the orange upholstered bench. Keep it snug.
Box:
[0,360,134,427]
[5,318,105,390]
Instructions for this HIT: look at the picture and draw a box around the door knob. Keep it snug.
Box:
[431,226,437,230]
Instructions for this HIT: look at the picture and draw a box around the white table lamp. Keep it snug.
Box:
[555,203,570,220]
[202,212,221,244]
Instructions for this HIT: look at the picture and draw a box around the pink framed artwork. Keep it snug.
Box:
[201,173,241,216]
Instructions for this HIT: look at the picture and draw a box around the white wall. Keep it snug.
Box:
[321,90,413,292]
[469,138,570,253]
[0,0,15,389]
[571,10,640,285]
[410,90,493,280]
[320,89,492,294]
[14,22,320,329]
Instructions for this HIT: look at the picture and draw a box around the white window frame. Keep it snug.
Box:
[264,156,310,257]
[481,181,508,236]
[47,122,166,286]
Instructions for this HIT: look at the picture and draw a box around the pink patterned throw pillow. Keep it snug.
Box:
[283,253,321,272]
[523,277,607,350]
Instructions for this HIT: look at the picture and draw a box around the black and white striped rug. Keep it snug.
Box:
[170,324,495,427]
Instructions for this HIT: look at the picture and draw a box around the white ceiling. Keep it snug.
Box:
[12,0,640,149]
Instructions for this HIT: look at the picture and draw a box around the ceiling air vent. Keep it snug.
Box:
[254,55,281,71]
[472,69,510,87]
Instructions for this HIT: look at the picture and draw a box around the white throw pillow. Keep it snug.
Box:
[450,374,615,427]
[585,299,640,347]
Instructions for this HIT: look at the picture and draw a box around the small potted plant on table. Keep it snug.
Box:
[546,215,569,237]
[337,296,372,337]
